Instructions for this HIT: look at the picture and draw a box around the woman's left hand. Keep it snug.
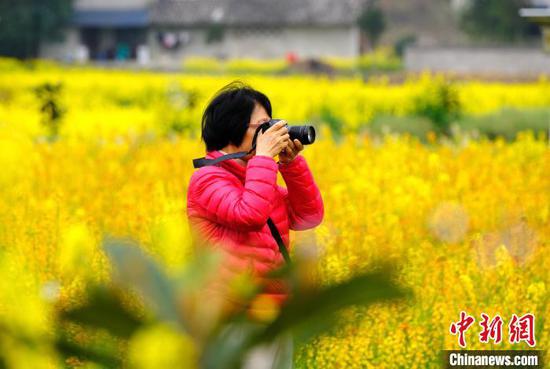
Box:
[279,138,304,164]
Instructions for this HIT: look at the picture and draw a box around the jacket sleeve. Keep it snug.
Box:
[278,154,324,230]
[188,155,279,231]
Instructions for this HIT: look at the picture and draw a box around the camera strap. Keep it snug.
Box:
[267,218,292,265]
[193,151,249,168]
[192,148,291,265]
[192,124,265,169]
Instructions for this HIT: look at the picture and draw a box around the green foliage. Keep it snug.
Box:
[205,24,225,44]
[458,107,550,141]
[55,332,122,368]
[50,237,408,369]
[460,0,540,42]
[0,0,74,59]
[319,105,344,141]
[60,285,145,339]
[253,265,407,346]
[357,1,387,49]
[181,54,403,76]
[366,114,435,142]
[393,34,417,58]
[413,79,463,136]
[367,107,550,142]
[33,81,65,140]
[103,238,186,329]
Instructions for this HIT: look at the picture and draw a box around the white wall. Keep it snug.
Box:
[148,26,360,65]
[40,25,361,66]
[405,46,550,75]
[40,28,82,62]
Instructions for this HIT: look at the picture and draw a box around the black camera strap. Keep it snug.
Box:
[192,147,291,265]
[193,151,249,168]
[193,124,266,169]
[267,218,292,265]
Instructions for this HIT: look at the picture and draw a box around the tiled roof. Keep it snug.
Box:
[151,0,367,26]
[73,9,150,27]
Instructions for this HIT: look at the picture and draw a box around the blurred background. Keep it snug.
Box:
[2,0,550,76]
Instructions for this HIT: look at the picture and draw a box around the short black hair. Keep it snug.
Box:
[201,81,272,152]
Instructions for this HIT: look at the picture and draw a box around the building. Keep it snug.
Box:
[40,0,367,66]
[41,0,152,63]
[404,0,550,76]
[520,0,550,52]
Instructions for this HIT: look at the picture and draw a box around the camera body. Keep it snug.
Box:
[258,119,316,145]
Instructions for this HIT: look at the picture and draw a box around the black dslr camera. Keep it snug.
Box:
[256,119,316,145]
[192,119,316,168]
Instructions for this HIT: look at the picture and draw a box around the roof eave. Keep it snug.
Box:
[519,8,550,25]
[150,20,356,27]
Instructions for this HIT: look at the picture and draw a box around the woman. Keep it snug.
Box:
[186,81,324,368]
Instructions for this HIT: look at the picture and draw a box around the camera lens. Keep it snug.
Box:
[306,126,315,144]
[267,119,316,145]
[289,125,316,145]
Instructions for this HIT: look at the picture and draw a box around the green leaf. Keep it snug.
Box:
[102,237,187,332]
[172,247,223,293]
[200,321,264,369]
[201,264,410,368]
[59,285,144,339]
[254,265,409,346]
[55,333,120,369]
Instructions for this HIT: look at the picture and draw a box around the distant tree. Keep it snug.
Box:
[460,0,540,42]
[357,1,387,50]
[0,0,74,59]
[205,23,225,44]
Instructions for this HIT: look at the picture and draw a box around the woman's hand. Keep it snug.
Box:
[255,120,290,158]
[279,138,304,164]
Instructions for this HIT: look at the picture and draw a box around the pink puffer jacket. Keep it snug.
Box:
[186,150,324,314]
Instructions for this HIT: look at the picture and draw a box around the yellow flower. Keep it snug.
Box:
[248,294,280,324]
[57,222,97,280]
[128,323,198,369]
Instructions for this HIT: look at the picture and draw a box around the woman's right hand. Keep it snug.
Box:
[255,120,290,158]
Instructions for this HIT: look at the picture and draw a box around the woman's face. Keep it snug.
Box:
[238,102,271,160]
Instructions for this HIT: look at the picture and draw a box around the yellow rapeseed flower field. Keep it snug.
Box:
[0,60,548,368]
